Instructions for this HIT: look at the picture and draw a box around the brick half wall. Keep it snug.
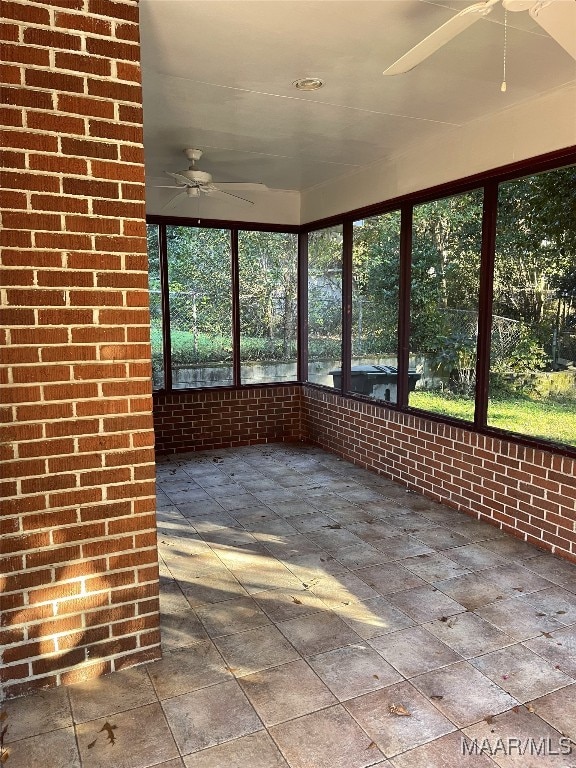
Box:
[1,0,161,698]
[153,385,303,454]
[302,386,576,563]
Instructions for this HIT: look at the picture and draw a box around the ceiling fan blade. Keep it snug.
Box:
[529,0,576,61]
[154,184,184,188]
[213,182,269,191]
[383,0,499,75]
[211,189,255,205]
[166,171,194,186]
[162,190,188,210]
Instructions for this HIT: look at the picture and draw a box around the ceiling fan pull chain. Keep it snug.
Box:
[501,8,508,92]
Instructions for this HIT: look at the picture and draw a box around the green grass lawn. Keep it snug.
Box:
[410,391,576,447]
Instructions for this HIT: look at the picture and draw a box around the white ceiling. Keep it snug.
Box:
[140,0,576,216]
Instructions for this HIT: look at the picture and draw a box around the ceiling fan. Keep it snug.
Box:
[382,0,576,76]
[156,149,268,208]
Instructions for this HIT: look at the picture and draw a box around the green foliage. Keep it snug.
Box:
[429,330,476,395]
[410,390,576,446]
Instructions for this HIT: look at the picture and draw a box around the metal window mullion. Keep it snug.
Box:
[474,181,498,428]
[342,221,353,394]
[297,231,309,382]
[231,228,241,387]
[397,204,413,409]
[158,223,172,392]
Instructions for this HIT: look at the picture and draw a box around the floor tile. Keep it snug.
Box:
[524,554,576,590]
[411,661,518,727]
[270,704,385,768]
[345,681,455,758]
[308,644,403,701]
[370,536,435,561]
[147,641,232,699]
[334,596,415,640]
[335,543,390,570]
[470,643,573,702]
[443,544,509,572]
[433,572,508,611]
[180,569,250,608]
[386,586,466,624]
[389,730,496,767]
[306,527,368,552]
[214,624,300,676]
[182,731,289,768]
[284,551,349,579]
[231,562,305,595]
[530,683,576,741]
[213,493,261,511]
[277,610,362,656]
[348,520,403,544]
[445,518,507,542]
[479,536,543,562]
[369,626,463,678]
[76,702,178,768]
[310,571,381,607]
[68,666,157,723]
[177,500,225,517]
[262,533,322,560]
[523,625,576,677]
[3,727,80,768]
[476,597,566,641]
[289,512,337,533]
[355,563,426,596]
[481,565,554,595]
[248,518,300,538]
[411,527,470,551]
[196,596,271,637]
[253,585,328,622]
[160,604,210,650]
[519,585,576,625]
[424,613,515,658]
[162,680,262,755]
[238,659,336,725]
[2,685,72,742]
[270,500,324,517]
[463,706,570,767]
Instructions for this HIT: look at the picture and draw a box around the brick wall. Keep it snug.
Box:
[153,386,303,454]
[0,0,161,698]
[302,386,576,564]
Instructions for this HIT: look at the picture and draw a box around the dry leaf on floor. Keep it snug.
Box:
[291,596,303,604]
[100,722,117,745]
[430,695,444,700]
[366,741,378,750]
[484,715,495,724]
[526,704,536,713]
[389,703,411,717]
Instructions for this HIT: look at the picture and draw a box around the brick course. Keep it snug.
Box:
[0,0,160,698]
[153,385,303,453]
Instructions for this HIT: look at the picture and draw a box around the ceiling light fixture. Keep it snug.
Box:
[292,77,324,91]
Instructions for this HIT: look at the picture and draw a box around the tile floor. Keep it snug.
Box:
[3,443,576,768]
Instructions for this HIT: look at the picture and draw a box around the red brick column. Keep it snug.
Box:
[1,0,160,698]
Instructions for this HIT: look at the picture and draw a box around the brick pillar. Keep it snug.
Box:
[0,0,161,698]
